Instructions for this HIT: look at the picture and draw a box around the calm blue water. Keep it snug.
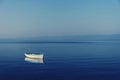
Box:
[0,42,120,80]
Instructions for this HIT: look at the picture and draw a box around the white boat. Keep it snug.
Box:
[25,53,44,59]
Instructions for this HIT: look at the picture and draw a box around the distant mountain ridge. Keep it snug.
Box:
[0,34,120,42]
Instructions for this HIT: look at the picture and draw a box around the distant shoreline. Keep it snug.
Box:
[0,41,120,44]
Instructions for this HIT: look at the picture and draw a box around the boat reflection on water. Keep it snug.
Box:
[25,57,44,64]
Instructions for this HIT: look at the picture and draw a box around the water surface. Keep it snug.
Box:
[0,42,120,80]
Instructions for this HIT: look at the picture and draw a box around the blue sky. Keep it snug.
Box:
[0,0,120,38]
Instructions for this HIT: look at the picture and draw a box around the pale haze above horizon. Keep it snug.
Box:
[0,0,120,38]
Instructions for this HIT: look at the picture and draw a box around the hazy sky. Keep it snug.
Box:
[0,0,120,38]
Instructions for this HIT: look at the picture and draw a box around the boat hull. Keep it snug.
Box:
[25,53,43,59]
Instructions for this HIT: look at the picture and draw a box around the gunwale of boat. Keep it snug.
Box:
[25,53,44,59]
